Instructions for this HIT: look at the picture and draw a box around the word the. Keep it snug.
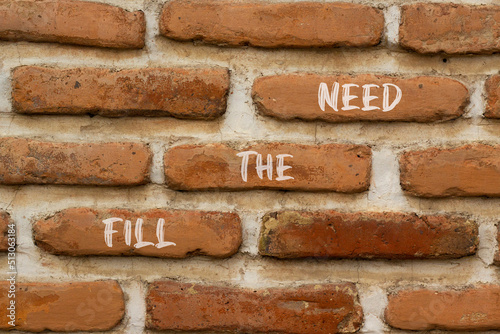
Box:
[102,218,176,249]
[236,151,294,182]
[6,222,16,327]
[318,82,402,112]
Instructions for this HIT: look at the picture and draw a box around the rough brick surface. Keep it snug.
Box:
[385,285,500,331]
[0,212,10,251]
[495,226,500,265]
[160,1,383,48]
[400,3,500,54]
[253,74,468,123]
[164,143,371,192]
[259,211,478,259]
[34,208,242,258]
[0,138,150,185]
[400,144,500,197]
[485,76,500,118]
[0,281,124,331]
[0,0,145,49]
[12,66,229,119]
[147,282,363,333]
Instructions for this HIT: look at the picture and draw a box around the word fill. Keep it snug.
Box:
[236,151,294,182]
[102,218,176,249]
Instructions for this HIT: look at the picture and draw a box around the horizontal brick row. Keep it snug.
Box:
[14,208,485,261]
[147,282,363,333]
[0,281,124,331]
[12,66,230,119]
[385,285,500,331]
[486,75,500,119]
[259,211,478,259]
[34,208,241,258]
[14,66,493,122]
[0,1,498,55]
[0,0,145,49]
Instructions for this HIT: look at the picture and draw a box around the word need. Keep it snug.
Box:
[318,82,402,112]
[102,218,176,249]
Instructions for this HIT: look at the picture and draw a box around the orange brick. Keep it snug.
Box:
[147,282,363,333]
[34,208,242,258]
[0,212,11,252]
[0,281,124,331]
[12,66,229,119]
[0,138,150,186]
[400,144,500,197]
[0,0,145,48]
[386,285,500,331]
[485,75,500,118]
[253,74,468,122]
[160,1,383,48]
[259,211,478,259]
[400,3,500,54]
[164,143,371,192]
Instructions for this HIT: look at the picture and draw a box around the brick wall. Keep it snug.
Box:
[0,0,499,332]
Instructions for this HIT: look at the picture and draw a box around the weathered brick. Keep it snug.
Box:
[259,211,478,259]
[12,66,229,119]
[385,285,500,331]
[0,211,11,252]
[0,281,124,331]
[400,144,500,197]
[253,74,468,123]
[400,3,500,54]
[34,208,241,258]
[0,0,145,49]
[147,282,363,333]
[160,1,383,48]
[485,76,500,118]
[0,137,150,185]
[164,143,371,192]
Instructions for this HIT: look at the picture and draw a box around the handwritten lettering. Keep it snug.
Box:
[102,218,176,249]
[236,151,294,182]
[318,82,402,112]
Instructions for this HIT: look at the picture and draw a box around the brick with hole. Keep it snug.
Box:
[485,75,500,119]
[259,211,478,259]
[400,144,500,197]
[400,3,500,54]
[253,74,469,122]
[164,143,371,192]
[34,208,242,258]
[12,66,230,119]
[385,285,500,331]
[160,1,383,48]
[147,281,363,333]
[0,211,11,252]
[0,137,150,185]
[0,0,145,48]
[0,281,124,331]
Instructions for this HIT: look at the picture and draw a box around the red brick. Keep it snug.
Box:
[485,76,500,118]
[160,1,383,48]
[0,0,145,49]
[259,211,478,259]
[147,282,363,333]
[400,3,500,54]
[400,144,500,197]
[253,74,468,123]
[0,211,11,252]
[164,143,371,192]
[12,66,229,119]
[385,285,500,331]
[0,137,150,185]
[34,208,241,258]
[0,281,124,331]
